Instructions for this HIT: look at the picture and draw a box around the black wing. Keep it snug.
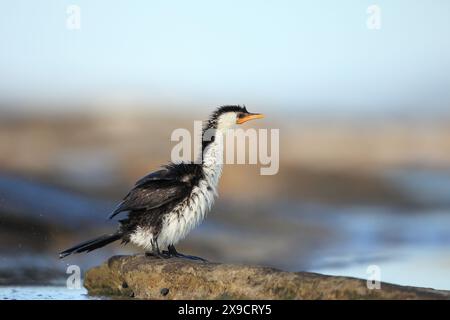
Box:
[108,168,192,220]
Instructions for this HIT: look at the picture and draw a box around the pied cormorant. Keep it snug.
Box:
[59,106,264,260]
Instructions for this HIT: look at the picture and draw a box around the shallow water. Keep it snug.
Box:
[286,206,450,290]
[314,245,450,290]
[0,286,91,300]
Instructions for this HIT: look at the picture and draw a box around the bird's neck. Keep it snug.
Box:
[200,129,223,187]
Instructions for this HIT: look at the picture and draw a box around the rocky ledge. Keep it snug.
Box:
[84,255,450,300]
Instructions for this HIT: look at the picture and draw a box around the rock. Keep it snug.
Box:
[84,255,450,300]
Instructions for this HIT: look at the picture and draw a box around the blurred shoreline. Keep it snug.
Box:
[1,111,450,200]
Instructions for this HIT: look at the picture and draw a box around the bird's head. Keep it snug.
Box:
[206,105,264,131]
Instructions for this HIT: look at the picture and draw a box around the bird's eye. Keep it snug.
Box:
[237,113,246,119]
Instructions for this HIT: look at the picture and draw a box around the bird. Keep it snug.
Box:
[59,105,264,260]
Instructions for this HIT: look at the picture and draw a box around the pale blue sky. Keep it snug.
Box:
[0,1,449,115]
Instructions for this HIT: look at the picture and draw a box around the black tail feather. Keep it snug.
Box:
[59,233,122,259]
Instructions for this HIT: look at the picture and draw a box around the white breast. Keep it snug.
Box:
[130,135,223,250]
[158,140,223,248]
[156,181,214,248]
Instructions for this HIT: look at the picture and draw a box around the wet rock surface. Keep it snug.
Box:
[85,255,450,300]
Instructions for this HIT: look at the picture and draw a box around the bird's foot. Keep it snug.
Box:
[145,239,170,259]
[162,245,208,262]
[162,250,208,262]
[145,251,170,259]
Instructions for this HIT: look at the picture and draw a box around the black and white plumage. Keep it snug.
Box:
[59,106,264,259]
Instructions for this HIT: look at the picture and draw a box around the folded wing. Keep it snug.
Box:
[108,169,191,220]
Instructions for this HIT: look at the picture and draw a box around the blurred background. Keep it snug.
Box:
[1,1,450,298]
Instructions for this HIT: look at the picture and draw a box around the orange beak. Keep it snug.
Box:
[236,113,265,124]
